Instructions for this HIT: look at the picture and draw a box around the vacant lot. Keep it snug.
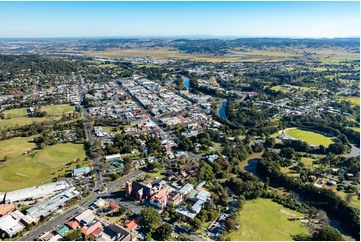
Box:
[0,142,86,192]
[284,128,335,147]
[228,198,308,241]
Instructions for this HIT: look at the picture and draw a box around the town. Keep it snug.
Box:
[0,36,359,242]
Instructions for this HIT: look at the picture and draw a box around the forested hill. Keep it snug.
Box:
[0,55,79,77]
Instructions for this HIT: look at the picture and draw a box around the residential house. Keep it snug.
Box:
[149,188,168,210]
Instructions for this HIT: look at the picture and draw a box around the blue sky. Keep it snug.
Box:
[0,1,359,38]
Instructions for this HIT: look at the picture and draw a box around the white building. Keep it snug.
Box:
[178,183,194,195]
[0,214,25,237]
[5,181,69,203]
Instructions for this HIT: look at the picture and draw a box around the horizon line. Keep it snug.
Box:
[0,35,359,40]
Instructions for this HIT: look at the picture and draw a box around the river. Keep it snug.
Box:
[218,101,227,119]
[181,76,190,89]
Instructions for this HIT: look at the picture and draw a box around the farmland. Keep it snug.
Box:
[84,47,305,63]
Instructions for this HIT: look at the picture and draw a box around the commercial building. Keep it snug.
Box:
[71,167,90,177]
[4,181,69,203]
[26,186,79,219]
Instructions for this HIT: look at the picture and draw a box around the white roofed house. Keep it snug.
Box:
[105,154,121,162]
[0,214,25,238]
[178,183,193,195]
[75,209,95,225]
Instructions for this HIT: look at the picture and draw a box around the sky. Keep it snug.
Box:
[0,1,359,38]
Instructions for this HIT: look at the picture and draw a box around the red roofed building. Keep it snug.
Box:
[176,115,187,123]
[123,219,139,232]
[0,204,16,216]
[243,91,258,96]
[90,227,103,239]
[67,220,80,229]
[149,188,168,210]
[81,221,102,235]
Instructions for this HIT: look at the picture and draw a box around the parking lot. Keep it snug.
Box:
[116,198,145,215]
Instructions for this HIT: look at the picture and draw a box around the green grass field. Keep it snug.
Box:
[42,104,75,115]
[337,96,360,107]
[348,127,360,132]
[0,105,74,130]
[0,137,36,159]
[285,128,335,147]
[84,47,301,63]
[228,198,309,241]
[0,142,86,192]
[0,116,57,130]
[2,108,28,118]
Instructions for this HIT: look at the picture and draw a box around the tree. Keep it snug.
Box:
[64,228,82,241]
[192,218,202,231]
[312,225,344,241]
[225,217,237,231]
[140,207,162,232]
[280,147,295,159]
[292,233,312,241]
[153,223,173,241]
[327,143,346,155]
[264,137,275,149]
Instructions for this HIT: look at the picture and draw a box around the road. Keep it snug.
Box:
[77,80,104,191]
[19,169,144,241]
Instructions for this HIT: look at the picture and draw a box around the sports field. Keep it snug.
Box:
[228,198,309,241]
[0,141,86,192]
[42,104,75,115]
[284,128,335,147]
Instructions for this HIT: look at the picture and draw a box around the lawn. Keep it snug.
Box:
[0,105,74,129]
[1,108,28,118]
[300,157,313,166]
[284,128,335,147]
[146,167,166,179]
[0,142,86,192]
[228,198,309,241]
[0,116,57,130]
[42,104,75,115]
[337,190,360,210]
[0,137,36,159]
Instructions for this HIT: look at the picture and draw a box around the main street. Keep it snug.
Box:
[77,79,104,190]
